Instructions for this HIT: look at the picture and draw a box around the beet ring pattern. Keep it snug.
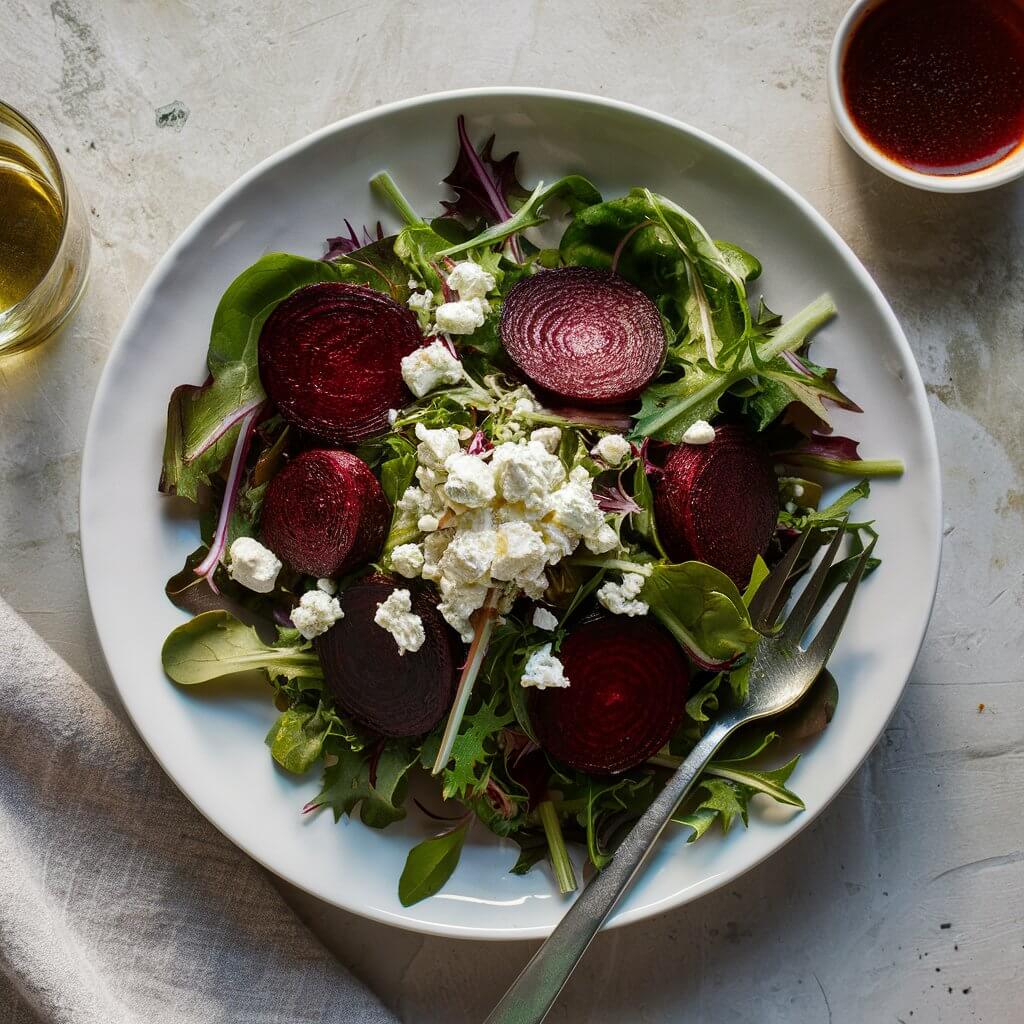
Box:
[499,267,666,405]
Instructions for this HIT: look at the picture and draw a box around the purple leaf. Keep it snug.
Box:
[777,434,862,462]
[441,115,530,224]
[324,220,385,260]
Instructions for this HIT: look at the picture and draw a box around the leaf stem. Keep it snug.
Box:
[370,172,424,227]
[538,799,578,894]
[779,455,905,478]
[431,588,501,776]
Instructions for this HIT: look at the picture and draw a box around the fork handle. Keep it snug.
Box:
[482,716,739,1024]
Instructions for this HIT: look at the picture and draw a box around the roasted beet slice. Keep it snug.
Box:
[258,282,421,444]
[500,267,666,405]
[530,616,688,775]
[316,575,459,737]
[654,423,778,585]
[260,449,388,577]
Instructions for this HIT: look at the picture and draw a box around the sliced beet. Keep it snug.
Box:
[530,616,688,775]
[258,282,421,444]
[316,575,459,737]
[654,423,778,585]
[260,449,388,577]
[500,267,666,405]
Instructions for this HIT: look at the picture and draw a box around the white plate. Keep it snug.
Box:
[81,89,941,940]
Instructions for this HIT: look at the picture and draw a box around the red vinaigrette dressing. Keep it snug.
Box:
[842,0,1024,175]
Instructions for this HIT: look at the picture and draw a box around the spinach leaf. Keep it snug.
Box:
[398,822,468,906]
[308,743,416,828]
[641,562,759,666]
[265,704,330,774]
[161,610,322,685]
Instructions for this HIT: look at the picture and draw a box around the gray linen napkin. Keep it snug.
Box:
[0,596,398,1024]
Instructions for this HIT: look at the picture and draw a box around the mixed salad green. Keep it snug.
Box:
[159,116,901,906]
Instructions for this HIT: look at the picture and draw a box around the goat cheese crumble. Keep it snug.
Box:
[390,543,425,579]
[521,644,570,689]
[591,433,631,465]
[373,589,425,655]
[446,260,496,301]
[597,573,650,617]
[400,339,464,398]
[227,537,282,594]
[681,420,716,445]
[532,606,559,631]
[435,298,487,335]
[291,589,344,639]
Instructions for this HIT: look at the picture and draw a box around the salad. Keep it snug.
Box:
[159,116,902,906]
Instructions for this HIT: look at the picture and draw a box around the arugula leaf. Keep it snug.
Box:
[685,672,725,723]
[265,704,330,774]
[676,778,749,838]
[706,756,804,809]
[309,743,416,828]
[508,831,548,875]
[398,822,468,906]
[161,610,322,685]
[438,176,602,259]
[641,562,759,666]
[632,293,837,441]
[439,693,514,800]
[781,479,871,531]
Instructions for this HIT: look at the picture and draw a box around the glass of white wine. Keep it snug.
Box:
[0,102,90,358]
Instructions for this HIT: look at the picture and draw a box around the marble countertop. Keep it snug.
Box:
[3,2,1022,1021]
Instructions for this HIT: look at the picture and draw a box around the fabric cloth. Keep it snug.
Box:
[0,597,398,1024]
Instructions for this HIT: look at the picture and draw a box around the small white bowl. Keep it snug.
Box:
[828,0,1024,193]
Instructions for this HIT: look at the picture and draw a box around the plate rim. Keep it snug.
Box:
[80,86,942,940]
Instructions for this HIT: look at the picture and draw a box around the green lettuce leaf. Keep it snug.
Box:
[266,704,330,774]
[161,610,322,685]
[308,743,416,828]
[641,562,759,666]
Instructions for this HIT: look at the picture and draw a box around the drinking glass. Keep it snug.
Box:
[0,101,90,357]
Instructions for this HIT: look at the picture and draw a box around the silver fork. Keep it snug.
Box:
[483,523,874,1024]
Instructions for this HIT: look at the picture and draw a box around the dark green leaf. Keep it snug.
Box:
[398,822,467,906]
[310,744,416,828]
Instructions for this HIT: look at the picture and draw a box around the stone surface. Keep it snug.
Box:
[2,2,1022,1021]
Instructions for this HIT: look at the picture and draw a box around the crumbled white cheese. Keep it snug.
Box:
[785,501,798,514]
[532,606,559,631]
[437,577,489,642]
[591,433,632,465]
[407,289,434,312]
[373,589,425,655]
[415,423,461,469]
[397,485,435,517]
[421,530,453,582]
[549,466,605,538]
[491,521,548,586]
[442,452,496,508]
[793,484,805,498]
[529,426,562,453]
[597,573,649,617]
[435,298,487,335]
[446,260,496,302]
[514,396,538,415]
[439,526,497,584]
[316,577,337,595]
[491,440,566,516]
[401,340,464,398]
[584,522,619,554]
[292,589,344,639]
[521,644,570,689]
[227,537,282,594]
[417,513,441,533]
[390,543,424,579]
[681,420,716,445]
[387,408,399,426]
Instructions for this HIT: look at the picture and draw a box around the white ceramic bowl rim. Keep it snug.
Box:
[81,87,943,940]
[828,0,1024,193]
